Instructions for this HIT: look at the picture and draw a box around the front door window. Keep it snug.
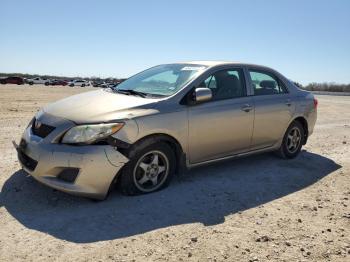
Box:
[200,69,246,101]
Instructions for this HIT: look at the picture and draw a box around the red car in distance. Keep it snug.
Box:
[50,79,68,86]
[0,76,24,85]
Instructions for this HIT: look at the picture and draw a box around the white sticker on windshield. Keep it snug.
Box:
[181,66,206,71]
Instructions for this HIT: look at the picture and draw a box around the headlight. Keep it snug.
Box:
[61,123,124,144]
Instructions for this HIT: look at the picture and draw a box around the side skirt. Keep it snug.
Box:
[186,144,280,169]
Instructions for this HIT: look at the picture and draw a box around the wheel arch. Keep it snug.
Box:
[127,133,186,173]
[291,116,309,145]
[107,133,186,195]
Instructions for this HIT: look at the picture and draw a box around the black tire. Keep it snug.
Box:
[119,141,176,195]
[69,84,74,87]
[29,82,33,85]
[81,84,85,87]
[277,121,304,159]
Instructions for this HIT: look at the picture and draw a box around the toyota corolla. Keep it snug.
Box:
[14,61,317,199]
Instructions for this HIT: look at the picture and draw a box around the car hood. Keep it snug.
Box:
[43,89,161,123]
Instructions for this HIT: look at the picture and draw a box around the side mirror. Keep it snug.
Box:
[194,87,212,103]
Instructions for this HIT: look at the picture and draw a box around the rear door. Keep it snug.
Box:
[188,67,254,163]
[247,69,294,149]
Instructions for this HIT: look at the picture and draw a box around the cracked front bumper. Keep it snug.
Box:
[15,113,128,199]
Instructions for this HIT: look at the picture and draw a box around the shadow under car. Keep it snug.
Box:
[0,150,340,243]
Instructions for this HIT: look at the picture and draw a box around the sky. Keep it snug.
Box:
[1,0,349,84]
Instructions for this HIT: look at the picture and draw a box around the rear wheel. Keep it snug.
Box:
[277,121,304,159]
[119,142,176,195]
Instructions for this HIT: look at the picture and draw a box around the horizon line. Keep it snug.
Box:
[1,71,349,86]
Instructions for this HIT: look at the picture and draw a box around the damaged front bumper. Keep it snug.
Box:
[14,113,129,199]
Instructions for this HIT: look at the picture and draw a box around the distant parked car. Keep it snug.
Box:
[50,79,68,86]
[92,80,124,88]
[0,76,25,85]
[91,82,114,88]
[92,81,105,87]
[68,80,90,87]
[101,82,116,88]
[27,77,50,85]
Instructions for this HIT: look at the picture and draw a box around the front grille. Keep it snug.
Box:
[18,150,38,171]
[31,118,55,138]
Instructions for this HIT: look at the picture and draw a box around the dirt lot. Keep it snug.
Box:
[0,84,349,261]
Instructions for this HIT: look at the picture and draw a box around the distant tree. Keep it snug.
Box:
[303,82,350,92]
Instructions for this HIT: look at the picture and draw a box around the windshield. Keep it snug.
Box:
[114,64,207,97]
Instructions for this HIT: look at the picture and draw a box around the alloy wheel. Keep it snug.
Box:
[133,150,169,192]
[286,127,301,154]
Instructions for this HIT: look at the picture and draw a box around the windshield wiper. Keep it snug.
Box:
[114,89,148,98]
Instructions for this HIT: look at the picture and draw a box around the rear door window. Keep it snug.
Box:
[249,70,287,95]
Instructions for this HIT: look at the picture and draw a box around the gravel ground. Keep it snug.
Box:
[0,85,349,262]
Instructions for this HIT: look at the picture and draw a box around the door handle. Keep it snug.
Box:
[285,99,292,106]
[241,104,252,112]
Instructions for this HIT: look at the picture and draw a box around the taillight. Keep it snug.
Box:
[313,98,318,108]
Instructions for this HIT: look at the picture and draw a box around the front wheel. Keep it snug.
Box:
[119,142,176,195]
[277,121,304,159]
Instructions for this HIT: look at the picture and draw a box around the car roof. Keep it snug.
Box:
[183,60,237,66]
[180,60,274,70]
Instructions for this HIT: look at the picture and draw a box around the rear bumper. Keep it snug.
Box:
[15,116,128,199]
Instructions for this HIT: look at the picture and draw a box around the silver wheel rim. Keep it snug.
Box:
[133,150,169,192]
[286,127,301,154]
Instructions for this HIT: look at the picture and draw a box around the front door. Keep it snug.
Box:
[188,68,254,164]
